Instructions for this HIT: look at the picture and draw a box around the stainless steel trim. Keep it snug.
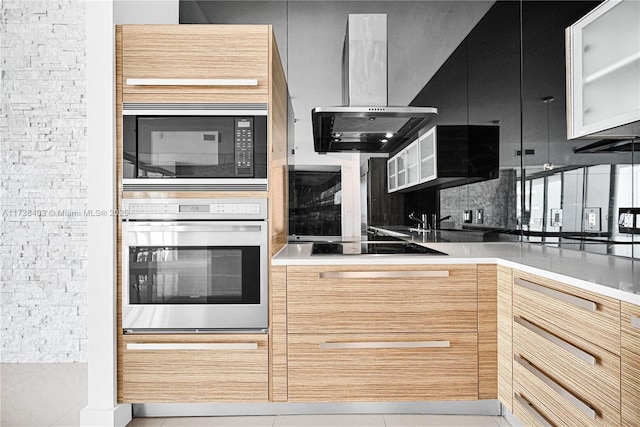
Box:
[126,78,259,86]
[123,109,269,116]
[121,198,268,221]
[125,223,263,233]
[122,102,268,116]
[318,270,450,279]
[126,343,259,351]
[514,277,597,312]
[124,328,268,335]
[514,393,552,427]
[123,102,268,110]
[132,400,502,418]
[631,315,640,330]
[514,315,596,365]
[122,178,268,192]
[319,341,450,350]
[514,354,596,420]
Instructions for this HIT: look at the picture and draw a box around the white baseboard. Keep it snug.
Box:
[80,404,132,427]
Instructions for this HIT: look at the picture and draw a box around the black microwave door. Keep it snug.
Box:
[122,115,137,179]
[136,116,236,178]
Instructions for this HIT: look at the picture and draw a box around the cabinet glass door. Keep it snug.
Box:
[387,158,397,192]
[419,128,437,182]
[405,142,419,187]
[396,152,406,189]
[573,0,640,135]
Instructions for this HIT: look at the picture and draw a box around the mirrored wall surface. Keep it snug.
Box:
[181,0,640,259]
[520,0,639,259]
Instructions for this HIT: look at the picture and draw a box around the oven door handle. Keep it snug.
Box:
[124,222,264,233]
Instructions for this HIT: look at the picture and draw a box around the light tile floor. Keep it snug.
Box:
[1,363,510,427]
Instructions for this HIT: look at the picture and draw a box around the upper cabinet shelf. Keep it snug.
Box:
[566,0,640,139]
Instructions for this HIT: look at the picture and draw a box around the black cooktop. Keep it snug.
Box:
[311,241,447,256]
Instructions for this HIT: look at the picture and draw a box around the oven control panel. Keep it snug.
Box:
[123,198,268,220]
[211,203,261,214]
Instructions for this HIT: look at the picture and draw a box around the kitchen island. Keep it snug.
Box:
[272,240,640,426]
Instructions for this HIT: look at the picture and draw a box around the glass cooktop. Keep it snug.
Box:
[311,241,447,256]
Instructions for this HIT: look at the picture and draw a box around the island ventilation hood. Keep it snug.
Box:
[312,14,437,153]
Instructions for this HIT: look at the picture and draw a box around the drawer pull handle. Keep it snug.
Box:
[126,78,259,87]
[319,341,450,350]
[514,278,597,312]
[318,271,449,279]
[514,354,596,420]
[126,343,258,351]
[514,316,596,365]
[514,393,553,427]
[631,315,640,330]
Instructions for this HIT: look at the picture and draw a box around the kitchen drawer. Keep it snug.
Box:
[513,313,620,422]
[121,334,268,403]
[622,348,640,427]
[513,381,567,427]
[287,264,477,334]
[512,352,620,427]
[621,301,640,356]
[287,332,478,402]
[512,271,620,354]
[121,25,270,95]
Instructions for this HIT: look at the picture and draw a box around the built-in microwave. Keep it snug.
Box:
[122,103,268,192]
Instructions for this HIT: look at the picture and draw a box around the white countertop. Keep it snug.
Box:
[273,241,640,305]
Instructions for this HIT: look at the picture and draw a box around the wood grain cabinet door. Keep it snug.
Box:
[497,266,513,411]
[286,264,478,334]
[121,334,268,403]
[621,302,640,427]
[512,313,620,427]
[512,382,568,427]
[287,332,478,402]
[512,271,620,354]
[121,25,270,95]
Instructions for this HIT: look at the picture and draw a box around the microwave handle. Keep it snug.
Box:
[126,78,258,87]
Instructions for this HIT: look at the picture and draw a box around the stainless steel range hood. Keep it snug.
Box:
[313,14,437,153]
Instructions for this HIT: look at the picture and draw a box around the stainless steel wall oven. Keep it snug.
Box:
[122,103,268,192]
[121,198,268,332]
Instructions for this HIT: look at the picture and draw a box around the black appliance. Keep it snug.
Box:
[122,103,268,192]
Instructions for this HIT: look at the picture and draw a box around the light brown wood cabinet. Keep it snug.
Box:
[287,332,478,402]
[115,24,289,404]
[510,270,622,426]
[286,264,478,334]
[512,381,567,427]
[120,334,268,403]
[621,302,640,427]
[283,264,482,402]
[121,25,270,98]
[497,266,513,411]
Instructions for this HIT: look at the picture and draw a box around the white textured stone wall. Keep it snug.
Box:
[1,0,87,362]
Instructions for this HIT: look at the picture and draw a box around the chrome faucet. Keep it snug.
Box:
[409,212,429,230]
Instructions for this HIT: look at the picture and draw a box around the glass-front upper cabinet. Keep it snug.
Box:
[418,127,437,183]
[567,0,640,138]
[387,157,398,192]
[405,141,420,188]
